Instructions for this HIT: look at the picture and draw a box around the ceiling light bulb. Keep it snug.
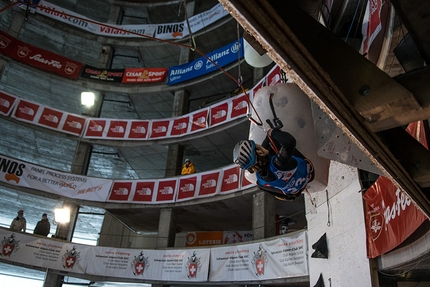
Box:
[81,92,95,107]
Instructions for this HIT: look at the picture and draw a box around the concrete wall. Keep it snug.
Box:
[305,161,372,286]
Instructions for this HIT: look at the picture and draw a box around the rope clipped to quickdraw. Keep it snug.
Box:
[181,0,197,51]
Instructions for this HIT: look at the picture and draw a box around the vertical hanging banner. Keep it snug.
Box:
[108,181,133,201]
[360,0,383,55]
[155,179,177,203]
[230,94,249,120]
[190,109,209,133]
[220,165,241,194]
[169,115,190,137]
[176,175,199,202]
[167,38,243,85]
[363,176,427,258]
[127,120,150,139]
[197,171,221,198]
[267,65,281,87]
[210,100,230,127]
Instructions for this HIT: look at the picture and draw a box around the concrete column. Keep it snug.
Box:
[43,269,63,287]
[253,67,265,86]
[7,11,26,37]
[156,209,177,248]
[252,191,276,240]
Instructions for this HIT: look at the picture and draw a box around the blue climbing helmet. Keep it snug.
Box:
[233,140,257,170]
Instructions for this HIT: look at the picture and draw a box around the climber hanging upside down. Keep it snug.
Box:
[233,128,314,201]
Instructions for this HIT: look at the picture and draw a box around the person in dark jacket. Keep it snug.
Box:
[233,128,314,200]
[34,213,51,236]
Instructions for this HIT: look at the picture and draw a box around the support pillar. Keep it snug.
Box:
[7,10,25,37]
[252,191,276,240]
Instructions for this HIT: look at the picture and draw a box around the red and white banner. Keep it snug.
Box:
[186,231,253,247]
[210,100,230,127]
[122,68,168,83]
[0,154,113,201]
[266,65,281,87]
[363,176,427,258]
[406,121,428,149]
[220,165,241,194]
[0,30,16,56]
[0,229,90,273]
[360,0,383,55]
[155,179,178,203]
[209,231,308,281]
[0,90,18,116]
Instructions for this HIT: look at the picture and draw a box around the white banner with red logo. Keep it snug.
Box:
[363,176,427,258]
[85,247,210,282]
[0,154,113,201]
[0,229,90,273]
[360,0,383,55]
[209,231,308,281]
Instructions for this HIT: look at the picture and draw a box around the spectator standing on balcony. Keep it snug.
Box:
[181,159,196,175]
[34,213,51,236]
[10,210,26,232]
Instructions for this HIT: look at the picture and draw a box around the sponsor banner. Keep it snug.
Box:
[360,0,383,55]
[83,119,130,139]
[80,65,124,83]
[185,231,253,247]
[169,115,190,137]
[0,154,113,201]
[106,120,129,139]
[132,181,157,203]
[154,3,229,40]
[108,181,133,201]
[210,100,230,127]
[363,176,427,258]
[0,229,89,273]
[220,165,241,194]
[155,179,177,203]
[149,119,172,139]
[223,231,253,245]
[190,109,208,133]
[61,114,86,136]
[176,175,198,202]
[36,1,226,40]
[126,120,150,139]
[267,65,281,86]
[231,94,249,119]
[167,38,243,85]
[36,0,156,38]
[86,247,210,281]
[37,106,64,129]
[12,99,40,122]
[186,232,224,247]
[84,119,108,138]
[9,38,82,79]
[252,77,265,97]
[197,171,221,198]
[0,90,18,116]
[122,68,167,83]
[0,30,16,56]
[209,231,308,281]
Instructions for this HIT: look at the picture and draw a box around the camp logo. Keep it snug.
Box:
[62,246,80,269]
[1,234,19,257]
[186,251,202,279]
[131,251,149,276]
[252,244,268,276]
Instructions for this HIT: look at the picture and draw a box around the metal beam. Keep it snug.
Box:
[219,0,430,216]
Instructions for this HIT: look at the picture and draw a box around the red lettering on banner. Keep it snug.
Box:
[133,181,155,202]
[267,65,281,86]
[14,100,40,122]
[38,107,63,129]
[122,68,167,83]
[0,91,17,116]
